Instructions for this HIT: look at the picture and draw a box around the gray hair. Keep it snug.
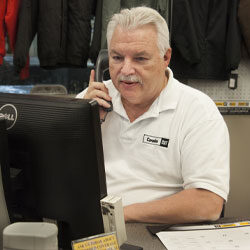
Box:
[106,6,170,57]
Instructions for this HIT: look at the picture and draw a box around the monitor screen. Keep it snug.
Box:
[0,92,107,249]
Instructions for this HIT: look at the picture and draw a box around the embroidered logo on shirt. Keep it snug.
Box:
[143,134,169,148]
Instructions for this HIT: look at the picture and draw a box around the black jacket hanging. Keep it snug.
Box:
[238,0,250,57]
[14,0,95,72]
[170,0,241,81]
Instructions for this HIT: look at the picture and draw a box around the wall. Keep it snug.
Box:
[223,115,250,217]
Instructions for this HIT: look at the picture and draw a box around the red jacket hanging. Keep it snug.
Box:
[0,0,29,79]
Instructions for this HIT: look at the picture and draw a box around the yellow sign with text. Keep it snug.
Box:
[72,232,119,250]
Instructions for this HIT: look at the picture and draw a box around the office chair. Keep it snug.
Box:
[220,204,225,218]
[30,84,68,95]
[95,49,109,82]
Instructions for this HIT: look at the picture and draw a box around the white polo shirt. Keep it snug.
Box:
[76,68,230,206]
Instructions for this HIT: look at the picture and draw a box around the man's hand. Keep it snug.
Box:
[123,188,224,224]
[84,69,112,121]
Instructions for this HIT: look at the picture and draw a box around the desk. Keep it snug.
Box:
[125,223,165,250]
[125,218,250,250]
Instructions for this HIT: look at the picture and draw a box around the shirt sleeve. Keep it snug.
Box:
[14,0,38,73]
[181,117,230,201]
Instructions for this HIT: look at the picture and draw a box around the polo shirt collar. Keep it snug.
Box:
[155,67,179,113]
[141,68,179,120]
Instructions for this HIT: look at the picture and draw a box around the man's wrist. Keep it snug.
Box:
[124,203,142,222]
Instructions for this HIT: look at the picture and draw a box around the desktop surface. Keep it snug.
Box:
[125,217,250,250]
[125,223,165,250]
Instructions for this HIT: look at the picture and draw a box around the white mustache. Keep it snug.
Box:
[118,75,143,85]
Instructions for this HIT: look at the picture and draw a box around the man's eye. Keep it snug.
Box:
[135,57,147,61]
[112,56,122,61]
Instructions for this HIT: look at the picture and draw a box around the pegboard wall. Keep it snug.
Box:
[186,58,250,114]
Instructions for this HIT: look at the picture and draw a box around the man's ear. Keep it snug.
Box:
[163,48,172,67]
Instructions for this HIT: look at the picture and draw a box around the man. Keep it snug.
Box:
[76,7,229,224]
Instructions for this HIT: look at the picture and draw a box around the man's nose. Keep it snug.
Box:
[120,59,135,75]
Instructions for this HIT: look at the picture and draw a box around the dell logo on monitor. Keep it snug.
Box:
[0,104,17,130]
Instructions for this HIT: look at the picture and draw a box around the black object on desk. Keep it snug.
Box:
[120,243,143,250]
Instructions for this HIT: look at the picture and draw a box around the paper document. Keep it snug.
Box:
[156,221,250,250]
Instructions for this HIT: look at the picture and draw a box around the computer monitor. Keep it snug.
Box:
[0,92,107,249]
[0,116,11,247]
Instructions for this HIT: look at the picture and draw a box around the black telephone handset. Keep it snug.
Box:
[95,49,113,112]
